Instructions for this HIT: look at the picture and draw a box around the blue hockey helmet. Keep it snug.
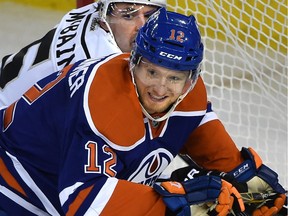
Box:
[131,7,204,72]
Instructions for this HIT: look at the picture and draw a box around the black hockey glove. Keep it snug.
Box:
[228,147,287,216]
[153,175,245,216]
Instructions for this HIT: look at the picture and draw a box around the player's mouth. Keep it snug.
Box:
[148,92,167,102]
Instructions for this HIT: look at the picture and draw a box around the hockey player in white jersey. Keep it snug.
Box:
[0,0,166,109]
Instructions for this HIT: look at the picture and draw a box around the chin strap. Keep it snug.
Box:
[139,89,190,122]
[139,76,198,122]
[97,11,123,52]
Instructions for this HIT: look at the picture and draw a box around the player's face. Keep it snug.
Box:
[134,59,192,114]
[106,3,159,52]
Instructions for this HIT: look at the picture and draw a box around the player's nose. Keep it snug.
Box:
[135,15,146,30]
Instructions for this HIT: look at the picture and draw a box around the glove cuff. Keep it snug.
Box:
[228,147,261,182]
[257,164,286,194]
[228,147,285,194]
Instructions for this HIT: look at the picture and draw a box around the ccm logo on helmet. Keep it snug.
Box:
[160,51,182,60]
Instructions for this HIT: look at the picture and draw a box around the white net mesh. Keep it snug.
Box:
[166,0,287,188]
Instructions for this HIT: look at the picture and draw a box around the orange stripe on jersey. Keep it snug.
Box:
[3,103,16,130]
[100,180,166,216]
[66,184,94,216]
[24,64,73,103]
[0,158,27,197]
[88,54,145,147]
[24,86,42,103]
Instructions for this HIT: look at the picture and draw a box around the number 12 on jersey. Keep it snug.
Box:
[85,141,117,178]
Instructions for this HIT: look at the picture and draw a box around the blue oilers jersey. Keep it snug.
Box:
[0,53,242,215]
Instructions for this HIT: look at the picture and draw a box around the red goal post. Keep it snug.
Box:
[77,0,94,7]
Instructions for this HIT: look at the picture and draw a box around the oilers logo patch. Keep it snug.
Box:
[128,148,173,186]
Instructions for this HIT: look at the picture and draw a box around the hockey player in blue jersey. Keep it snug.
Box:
[0,8,286,216]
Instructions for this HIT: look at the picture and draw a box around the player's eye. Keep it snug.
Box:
[168,76,181,83]
[144,9,158,19]
[147,69,157,78]
[121,13,134,20]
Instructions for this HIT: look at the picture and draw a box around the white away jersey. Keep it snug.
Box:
[0,3,121,109]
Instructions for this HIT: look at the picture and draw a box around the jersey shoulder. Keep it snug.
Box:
[85,54,145,148]
[176,77,207,111]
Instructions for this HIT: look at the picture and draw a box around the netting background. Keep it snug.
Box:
[165,0,287,188]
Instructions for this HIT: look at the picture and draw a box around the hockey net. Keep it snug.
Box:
[77,0,287,187]
[166,0,287,187]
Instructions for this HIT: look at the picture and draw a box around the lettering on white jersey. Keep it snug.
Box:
[56,9,90,68]
[128,149,173,186]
